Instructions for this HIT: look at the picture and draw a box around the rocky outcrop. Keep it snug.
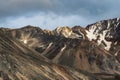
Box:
[53,26,83,39]
[85,18,120,62]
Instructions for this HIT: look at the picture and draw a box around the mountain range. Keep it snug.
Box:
[0,18,120,80]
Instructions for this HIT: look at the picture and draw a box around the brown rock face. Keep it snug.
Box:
[54,26,72,38]
[53,26,83,39]
[41,38,120,74]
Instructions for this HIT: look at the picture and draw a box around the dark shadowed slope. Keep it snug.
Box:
[0,30,99,80]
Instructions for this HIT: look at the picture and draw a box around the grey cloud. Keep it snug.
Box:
[1,0,120,17]
[0,0,59,19]
[1,12,91,29]
[0,0,120,28]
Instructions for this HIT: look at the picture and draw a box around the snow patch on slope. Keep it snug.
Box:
[86,26,112,51]
[86,25,97,41]
[97,30,112,50]
[47,42,53,49]
[23,40,27,44]
[60,45,66,52]
[20,39,28,44]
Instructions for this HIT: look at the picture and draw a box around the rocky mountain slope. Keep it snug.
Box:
[0,18,120,80]
[86,18,120,62]
[0,28,99,80]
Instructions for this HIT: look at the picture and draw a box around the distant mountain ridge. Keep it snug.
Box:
[0,18,120,80]
[5,18,120,58]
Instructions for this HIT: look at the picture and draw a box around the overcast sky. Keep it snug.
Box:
[0,0,120,30]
